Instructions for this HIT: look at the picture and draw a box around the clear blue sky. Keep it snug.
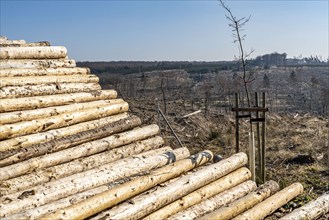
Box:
[1,0,328,61]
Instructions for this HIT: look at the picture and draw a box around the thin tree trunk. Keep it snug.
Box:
[169,180,257,220]
[201,180,280,220]
[234,182,304,220]
[0,58,76,69]
[0,99,124,125]
[0,74,99,87]
[0,90,117,112]
[0,142,167,195]
[0,124,159,180]
[92,152,248,220]
[0,147,189,217]
[280,193,329,220]
[42,150,212,220]
[144,167,251,220]
[0,67,90,77]
[0,102,129,140]
[0,41,50,47]
[0,113,129,158]
[0,83,101,98]
[0,46,67,59]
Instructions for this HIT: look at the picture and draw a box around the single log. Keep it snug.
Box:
[0,74,99,87]
[0,83,101,98]
[0,124,159,180]
[201,180,280,220]
[234,182,304,220]
[0,102,128,140]
[0,136,164,194]
[0,113,133,165]
[144,167,251,220]
[280,193,329,220]
[92,152,248,220]
[0,113,128,157]
[0,147,189,217]
[42,150,212,220]
[0,67,90,77]
[0,99,124,125]
[169,181,257,220]
[0,58,76,69]
[0,41,51,47]
[0,90,117,112]
[0,46,67,59]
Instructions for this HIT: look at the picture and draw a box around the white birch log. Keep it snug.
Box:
[0,46,67,59]
[42,150,212,220]
[93,152,248,220]
[0,124,159,180]
[0,99,124,125]
[280,193,329,220]
[0,83,101,98]
[0,74,99,87]
[0,90,117,112]
[234,182,304,220]
[0,41,50,47]
[200,180,280,220]
[0,113,135,165]
[0,147,189,217]
[169,180,257,220]
[0,59,76,69]
[0,136,164,194]
[0,112,128,156]
[0,102,128,140]
[0,67,90,77]
[144,167,252,220]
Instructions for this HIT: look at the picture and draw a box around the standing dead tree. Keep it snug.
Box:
[219,0,255,107]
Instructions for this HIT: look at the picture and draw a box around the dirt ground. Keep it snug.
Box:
[127,97,329,219]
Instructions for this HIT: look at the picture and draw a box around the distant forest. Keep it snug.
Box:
[77,52,328,75]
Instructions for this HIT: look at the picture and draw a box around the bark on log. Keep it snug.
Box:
[0,124,159,180]
[200,180,280,220]
[0,46,67,59]
[92,152,248,220]
[0,90,117,112]
[0,67,90,77]
[0,102,128,140]
[0,83,101,98]
[0,147,189,217]
[144,167,252,220]
[6,185,110,220]
[0,136,164,194]
[280,193,329,220]
[42,150,212,220]
[0,59,76,69]
[0,112,133,165]
[0,99,124,125]
[169,180,257,220]
[0,41,50,47]
[0,37,26,45]
[0,74,99,87]
[0,113,128,157]
[234,182,304,220]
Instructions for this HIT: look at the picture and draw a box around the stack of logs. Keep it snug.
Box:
[0,36,328,219]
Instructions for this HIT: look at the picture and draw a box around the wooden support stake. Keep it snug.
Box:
[249,131,256,182]
[235,93,239,153]
[255,92,262,183]
[261,92,266,182]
